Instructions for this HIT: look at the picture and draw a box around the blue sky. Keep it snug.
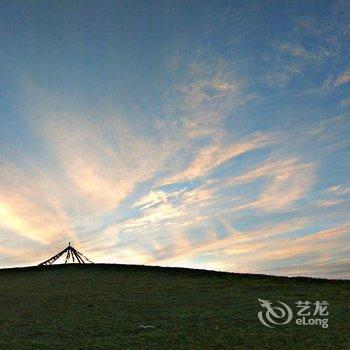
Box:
[0,0,349,278]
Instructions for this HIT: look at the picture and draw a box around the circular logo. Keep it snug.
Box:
[258,298,293,328]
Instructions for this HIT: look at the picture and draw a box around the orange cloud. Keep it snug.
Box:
[0,161,74,244]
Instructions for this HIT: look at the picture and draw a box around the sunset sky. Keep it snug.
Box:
[0,0,349,278]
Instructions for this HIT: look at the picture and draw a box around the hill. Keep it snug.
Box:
[0,264,348,349]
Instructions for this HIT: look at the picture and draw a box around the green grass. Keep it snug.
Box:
[0,264,348,349]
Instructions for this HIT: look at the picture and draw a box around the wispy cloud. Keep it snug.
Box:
[320,69,350,93]
[325,185,350,196]
[146,220,349,278]
[164,132,277,185]
[229,157,316,212]
[141,218,309,267]
[120,186,216,233]
[24,88,180,218]
[165,56,245,138]
[133,190,169,210]
[335,70,350,87]
[0,160,74,244]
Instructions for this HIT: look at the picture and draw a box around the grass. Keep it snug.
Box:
[0,264,348,349]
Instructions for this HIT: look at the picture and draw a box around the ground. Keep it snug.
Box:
[0,264,348,349]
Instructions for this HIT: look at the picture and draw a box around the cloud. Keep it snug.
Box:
[321,70,350,92]
[0,244,38,267]
[36,115,165,214]
[144,218,309,266]
[265,40,329,86]
[316,199,346,208]
[166,56,244,138]
[268,258,350,279]
[147,220,349,278]
[253,224,349,260]
[164,132,277,185]
[265,10,349,88]
[229,157,316,212]
[179,77,240,138]
[313,184,350,208]
[0,161,74,244]
[132,189,188,211]
[325,185,350,196]
[335,70,350,87]
[120,186,216,233]
[279,43,313,60]
[133,190,168,210]
[23,88,181,217]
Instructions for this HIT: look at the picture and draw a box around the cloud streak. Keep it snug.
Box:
[164,132,277,185]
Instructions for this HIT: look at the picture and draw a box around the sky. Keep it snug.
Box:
[0,0,349,278]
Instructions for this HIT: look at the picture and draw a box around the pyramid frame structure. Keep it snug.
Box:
[38,242,93,266]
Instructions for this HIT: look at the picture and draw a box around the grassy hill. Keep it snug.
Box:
[0,264,348,349]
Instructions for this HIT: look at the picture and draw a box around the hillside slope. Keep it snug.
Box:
[0,264,348,349]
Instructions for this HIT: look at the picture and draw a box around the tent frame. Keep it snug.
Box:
[38,242,93,266]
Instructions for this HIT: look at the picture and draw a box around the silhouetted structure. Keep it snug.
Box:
[38,242,93,266]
